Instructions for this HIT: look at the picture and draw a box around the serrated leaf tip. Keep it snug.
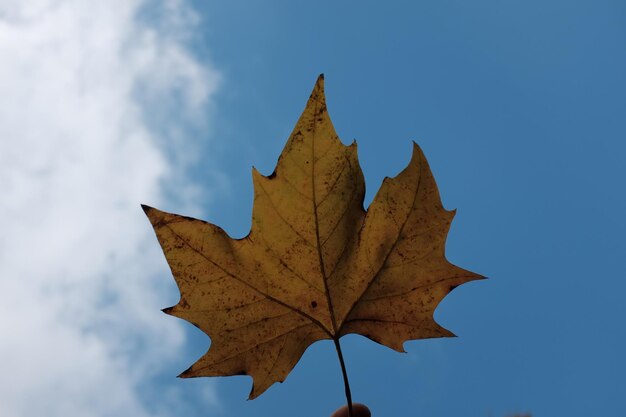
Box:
[312,74,325,96]
[410,141,424,156]
[178,366,193,378]
[140,204,153,214]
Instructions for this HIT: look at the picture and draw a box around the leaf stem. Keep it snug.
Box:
[333,337,353,417]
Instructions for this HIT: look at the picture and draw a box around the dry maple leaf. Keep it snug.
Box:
[143,75,482,406]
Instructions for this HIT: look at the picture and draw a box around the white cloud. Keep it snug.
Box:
[0,1,219,416]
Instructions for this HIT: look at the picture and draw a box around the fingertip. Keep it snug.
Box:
[330,403,371,417]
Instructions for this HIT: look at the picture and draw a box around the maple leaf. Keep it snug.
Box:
[142,75,482,404]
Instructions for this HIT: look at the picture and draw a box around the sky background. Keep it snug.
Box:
[1,1,624,416]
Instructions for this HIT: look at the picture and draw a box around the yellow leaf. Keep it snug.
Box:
[143,75,482,400]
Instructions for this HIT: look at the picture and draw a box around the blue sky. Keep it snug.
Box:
[1,1,624,417]
[184,1,625,416]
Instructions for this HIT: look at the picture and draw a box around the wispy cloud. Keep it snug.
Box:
[0,1,219,415]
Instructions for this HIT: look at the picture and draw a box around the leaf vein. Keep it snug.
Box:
[162,222,332,336]
[255,179,315,248]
